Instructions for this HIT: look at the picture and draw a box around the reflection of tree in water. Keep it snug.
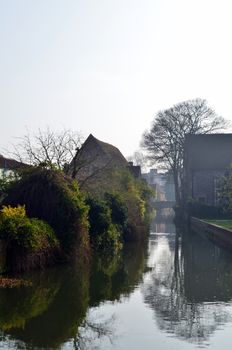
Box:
[73,313,116,350]
[0,240,147,349]
[5,264,91,349]
[0,270,61,332]
[89,241,147,306]
[143,227,232,345]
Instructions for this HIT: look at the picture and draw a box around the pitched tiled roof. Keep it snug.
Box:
[81,134,128,166]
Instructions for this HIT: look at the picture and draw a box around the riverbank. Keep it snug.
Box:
[190,217,232,250]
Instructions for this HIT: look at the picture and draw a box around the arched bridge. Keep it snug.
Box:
[154,201,175,209]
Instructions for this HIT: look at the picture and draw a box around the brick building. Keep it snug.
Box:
[184,134,232,205]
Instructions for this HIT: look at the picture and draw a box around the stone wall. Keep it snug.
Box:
[190,217,232,250]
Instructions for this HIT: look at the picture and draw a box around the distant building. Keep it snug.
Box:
[142,168,175,202]
[0,155,25,179]
[184,134,232,205]
[69,134,141,184]
[163,171,175,201]
[128,161,141,178]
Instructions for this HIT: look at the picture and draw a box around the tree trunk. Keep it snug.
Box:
[173,171,181,206]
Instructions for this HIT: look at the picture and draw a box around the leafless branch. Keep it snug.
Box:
[6,127,84,170]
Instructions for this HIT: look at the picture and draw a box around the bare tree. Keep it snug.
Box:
[127,150,148,172]
[8,128,84,172]
[141,98,229,204]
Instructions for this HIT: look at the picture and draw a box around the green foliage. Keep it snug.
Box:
[110,169,154,241]
[3,167,89,256]
[0,172,19,200]
[0,177,8,197]
[104,192,128,229]
[89,240,147,305]
[84,168,154,242]
[219,164,232,215]
[206,220,232,230]
[86,196,122,253]
[0,273,60,331]
[0,206,58,251]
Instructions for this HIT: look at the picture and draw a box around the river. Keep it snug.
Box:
[1,217,232,349]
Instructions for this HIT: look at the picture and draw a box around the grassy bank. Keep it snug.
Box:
[206,220,232,231]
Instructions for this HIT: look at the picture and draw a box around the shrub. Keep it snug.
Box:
[110,169,154,241]
[83,168,154,241]
[0,172,18,201]
[0,205,59,271]
[0,206,58,251]
[86,197,122,253]
[104,192,128,229]
[1,204,26,218]
[3,168,89,258]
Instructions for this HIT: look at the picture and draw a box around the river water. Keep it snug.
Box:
[1,217,232,349]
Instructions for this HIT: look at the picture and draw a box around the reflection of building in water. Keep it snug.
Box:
[143,228,232,346]
[164,171,175,201]
[183,233,232,302]
[150,220,176,234]
[142,169,175,201]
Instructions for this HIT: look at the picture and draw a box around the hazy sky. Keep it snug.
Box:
[1,0,232,157]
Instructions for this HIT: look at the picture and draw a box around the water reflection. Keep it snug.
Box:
[143,221,232,346]
[2,220,232,349]
[0,242,147,349]
[72,312,116,350]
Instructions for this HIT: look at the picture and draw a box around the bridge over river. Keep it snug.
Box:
[154,200,175,209]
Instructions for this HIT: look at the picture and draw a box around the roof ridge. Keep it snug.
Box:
[85,134,127,161]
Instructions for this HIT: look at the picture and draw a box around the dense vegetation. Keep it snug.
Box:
[86,196,122,253]
[82,168,155,241]
[0,205,58,272]
[80,166,154,254]
[0,163,154,272]
[2,167,89,259]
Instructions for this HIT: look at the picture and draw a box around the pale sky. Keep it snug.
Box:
[1,0,232,157]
